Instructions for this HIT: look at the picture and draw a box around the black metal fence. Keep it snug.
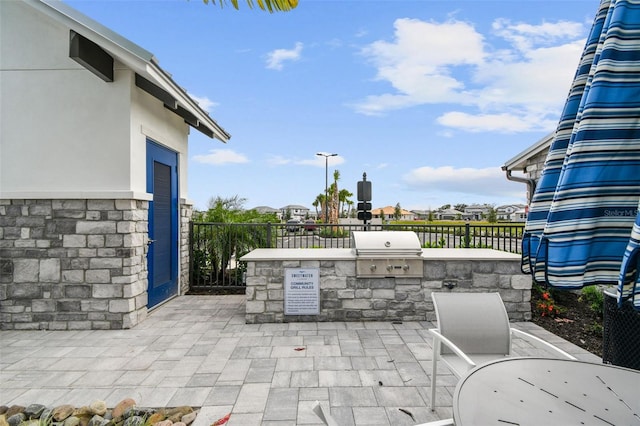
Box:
[189,222,524,292]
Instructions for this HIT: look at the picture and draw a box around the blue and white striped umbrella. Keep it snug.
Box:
[523,0,640,310]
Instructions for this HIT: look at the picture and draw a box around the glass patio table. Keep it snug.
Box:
[453,357,640,425]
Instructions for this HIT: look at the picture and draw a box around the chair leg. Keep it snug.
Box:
[430,337,440,411]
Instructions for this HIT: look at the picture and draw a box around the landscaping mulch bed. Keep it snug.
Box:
[530,289,603,358]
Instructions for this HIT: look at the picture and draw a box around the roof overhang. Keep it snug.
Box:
[502,131,554,172]
[29,0,230,141]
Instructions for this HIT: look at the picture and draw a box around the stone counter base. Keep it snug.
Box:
[245,258,532,324]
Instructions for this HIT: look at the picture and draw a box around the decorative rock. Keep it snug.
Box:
[112,399,136,421]
[63,416,80,426]
[173,422,186,426]
[7,413,25,426]
[52,405,75,422]
[166,407,192,424]
[89,401,107,417]
[181,412,197,425]
[0,408,8,416]
[154,420,172,426]
[0,414,8,426]
[123,416,145,426]
[87,415,108,426]
[21,420,40,426]
[40,408,53,423]
[5,407,24,418]
[24,404,46,420]
[145,411,165,425]
[73,407,93,418]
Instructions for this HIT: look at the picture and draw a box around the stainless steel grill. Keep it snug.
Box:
[351,231,423,278]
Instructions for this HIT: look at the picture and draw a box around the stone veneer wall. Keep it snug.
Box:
[179,202,192,295]
[245,257,532,324]
[0,199,149,330]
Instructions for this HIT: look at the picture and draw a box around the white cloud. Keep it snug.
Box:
[189,94,218,112]
[266,42,303,70]
[353,16,587,133]
[403,166,523,198]
[267,155,291,166]
[192,149,249,165]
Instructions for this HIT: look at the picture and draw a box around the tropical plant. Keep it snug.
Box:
[202,0,298,12]
[394,203,402,220]
[193,195,277,285]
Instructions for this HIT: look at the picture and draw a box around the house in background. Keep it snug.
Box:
[280,204,311,221]
[371,206,415,221]
[0,0,229,330]
[496,204,527,222]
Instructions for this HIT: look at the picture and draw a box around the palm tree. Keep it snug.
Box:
[202,0,297,12]
[313,194,325,220]
[338,189,353,217]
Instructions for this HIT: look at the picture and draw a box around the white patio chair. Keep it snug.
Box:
[429,292,576,410]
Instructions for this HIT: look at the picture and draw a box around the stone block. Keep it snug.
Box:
[52,200,86,210]
[86,270,111,283]
[90,258,122,269]
[268,289,283,300]
[76,221,116,234]
[123,280,146,298]
[39,259,60,282]
[105,234,124,247]
[115,199,137,210]
[65,285,91,298]
[495,261,521,274]
[472,273,499,289]
[109,298,135,313]
[446,262,472,279]
[117,222,136,233]
[511,274,532,290]
[337,289,355,299]
[57,300,81,312]
[246,300,265,314]
[372,289,395,299]
[13,259,39,283]
[334,261,355,277]
[355,289,372,298]
[321,276,347,289]
[266,301,283,313]
[342,299,372,310]
[423,261,446,279]
[123,233,144,247]
[87,200,115,211]
[87,235,105,248]
[31,300,55,312]
[92,283,122,298]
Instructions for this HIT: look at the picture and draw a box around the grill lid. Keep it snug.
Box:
[351,231,422,257]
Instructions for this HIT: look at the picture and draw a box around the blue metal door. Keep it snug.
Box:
[146,140,178,308]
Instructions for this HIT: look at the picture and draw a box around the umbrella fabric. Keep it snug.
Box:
[619,211,640,309]
[523,0,640,302]
[522,0,612,278]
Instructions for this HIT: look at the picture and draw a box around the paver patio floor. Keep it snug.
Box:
[0,295,601,426]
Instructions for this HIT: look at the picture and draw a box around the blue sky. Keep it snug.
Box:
[66,0,600,212]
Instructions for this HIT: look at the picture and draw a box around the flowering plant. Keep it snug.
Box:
[536,290,561,317]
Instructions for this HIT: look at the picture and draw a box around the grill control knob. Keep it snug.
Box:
[370,264,377,272]
[403,264,410,271]
[386,264,393,272]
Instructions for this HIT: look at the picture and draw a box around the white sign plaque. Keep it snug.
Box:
[284,268,320,315]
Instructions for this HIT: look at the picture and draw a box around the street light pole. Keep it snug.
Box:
[316,152,338,224]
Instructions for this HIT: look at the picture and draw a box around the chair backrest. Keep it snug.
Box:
[432,292,511,355]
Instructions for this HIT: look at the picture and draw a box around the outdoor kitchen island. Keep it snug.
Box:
[240,232,531,324]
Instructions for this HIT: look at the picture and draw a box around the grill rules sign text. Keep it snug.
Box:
[284,268,320,315]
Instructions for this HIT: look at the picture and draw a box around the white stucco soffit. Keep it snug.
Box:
[29,0,230,142]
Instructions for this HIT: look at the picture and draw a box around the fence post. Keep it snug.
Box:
[189,221,194,288]
[464,223,470,248]
[266,222,272,248]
